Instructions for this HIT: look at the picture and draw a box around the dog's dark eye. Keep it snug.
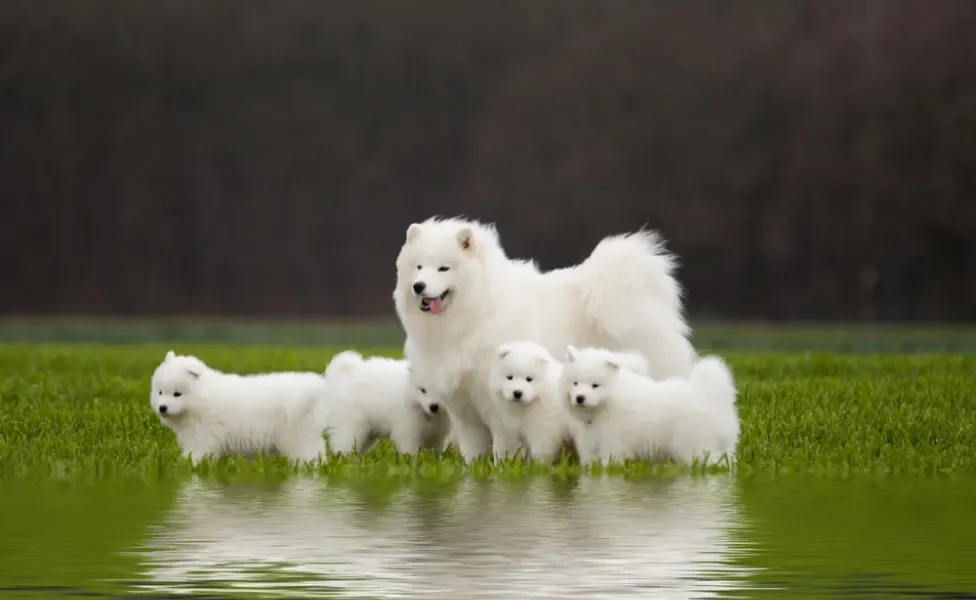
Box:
[438,266,450,272]
[572,381,578,386]
[157,390,162,395]
[506,375,513,381]
[591,384,600,389]
[419,387,427,394]
[173,392,183,397]
[526,377,533,383]
[416,265,422,270]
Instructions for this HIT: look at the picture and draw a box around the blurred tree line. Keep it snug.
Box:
[1,0,973,320]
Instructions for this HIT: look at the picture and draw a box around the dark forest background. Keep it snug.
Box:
[1,0,973,322]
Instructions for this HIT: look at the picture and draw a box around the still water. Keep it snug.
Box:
[1,474,974,599]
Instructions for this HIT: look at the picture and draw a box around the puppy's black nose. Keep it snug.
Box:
[513,390,523,399]
[575,395,585,405]
[413,281,426,294]
[428,403,439,414]
[158,405,168,415]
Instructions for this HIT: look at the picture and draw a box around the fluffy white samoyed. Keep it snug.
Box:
[559,347,652,464]
[562,346,740,465]
[149,351,329,464]
[321,350,452,454]
[393,216,696,462]
[488,341,581,463]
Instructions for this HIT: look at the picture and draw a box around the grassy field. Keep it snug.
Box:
[1,343,973,480]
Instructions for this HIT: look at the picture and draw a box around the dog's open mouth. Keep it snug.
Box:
[419,290,450,315]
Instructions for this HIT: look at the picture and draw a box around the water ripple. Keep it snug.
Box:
[128,475,760,599]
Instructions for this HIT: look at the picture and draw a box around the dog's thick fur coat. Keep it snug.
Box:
[488,341,580,464]
[560,347,652,464]
[563,346,740,465]
[149,351,328,464]
[321,351,451,454]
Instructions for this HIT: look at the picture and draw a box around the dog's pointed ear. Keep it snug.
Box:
[605,359,621,371]
[406,223,422,243]
[565,346,579,362]
[457,226,474,252]
[498,348,510,361]
[165,350,176,361]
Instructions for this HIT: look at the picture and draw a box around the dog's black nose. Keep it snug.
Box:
[413,281,426,294]
[575,395,585,405]
[428,403,439,413]
[158,405,168,415]
[513,390,523,399]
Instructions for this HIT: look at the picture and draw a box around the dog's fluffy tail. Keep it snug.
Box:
[575,230,694,379]
[689,356,738,415]
[324,350,364,379]
[580,230,684,314]
[688,355,740,462]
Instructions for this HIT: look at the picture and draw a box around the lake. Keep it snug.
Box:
[0,474,974,599]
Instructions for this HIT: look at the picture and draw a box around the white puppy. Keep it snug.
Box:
[488,341,580,463]
[394,216,696,462]
[321,351,451,454]
[561,348,652,464]
[563,346,740,465]
[149,350,328,464]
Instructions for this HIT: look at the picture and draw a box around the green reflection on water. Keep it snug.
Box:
[736,475,976,598]
[0,477,178,598]
[0,474,974,599]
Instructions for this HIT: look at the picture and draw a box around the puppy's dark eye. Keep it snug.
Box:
[591,384,600,389]
[572,381,578,386]
[419,387,427,394]
[526,377,533,383]
[506,375,513,381]
[416,265,422,270]
[438,266,450,272]
[157,390,162,395]
[173,391,183,397]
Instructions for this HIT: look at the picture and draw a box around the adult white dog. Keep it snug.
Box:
[563,346,740,465]
[149,351,328,464]
[393,216,696,461]
[321,350,451,454]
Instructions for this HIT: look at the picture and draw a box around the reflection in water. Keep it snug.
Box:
[130,475,759,599]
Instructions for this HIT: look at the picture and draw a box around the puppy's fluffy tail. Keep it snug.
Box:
[324,350,364,379]
[689,356,738,415]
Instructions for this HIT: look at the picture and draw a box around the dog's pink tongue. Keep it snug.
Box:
[428,297,445,314]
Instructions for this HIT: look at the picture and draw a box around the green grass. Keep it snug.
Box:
[0,344,973,480]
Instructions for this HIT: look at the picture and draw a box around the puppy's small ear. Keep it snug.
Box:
[406,223,422,243]
[605,359,620,371]
[457,226,474,252]
[165,350,176,361]
[565,346,579,362]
